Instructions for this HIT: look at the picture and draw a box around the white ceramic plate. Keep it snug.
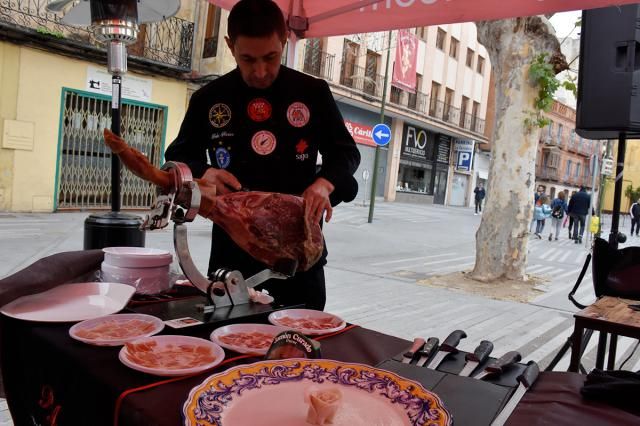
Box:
[119,335,225,377]
[0,282,135,323]
[182,359,452,426]
[268,309,346,336]
[210,323,288,355]
[69,313,164,346]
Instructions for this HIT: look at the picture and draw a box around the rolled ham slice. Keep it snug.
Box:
[305,387,343,425]
[103,129,323,272]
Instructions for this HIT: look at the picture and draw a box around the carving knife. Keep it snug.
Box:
[426,330,467,369]
[458,340,494,377]
[401,337,426,364]
[415,337,440,367]
[473,351,522,380]
[490,361,540,426]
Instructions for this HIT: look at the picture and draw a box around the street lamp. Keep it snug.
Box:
[46,0,180,249]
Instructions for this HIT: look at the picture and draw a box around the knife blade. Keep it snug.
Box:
[426,330,467,369]
[415,337,440,367]
[490,361,540,426]
[458,340,494,377]
[473,351,522,380]
[401,337,426,364]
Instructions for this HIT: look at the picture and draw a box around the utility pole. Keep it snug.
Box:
[368,29,393,223]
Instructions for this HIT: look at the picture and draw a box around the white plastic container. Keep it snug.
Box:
[101,247,173,295]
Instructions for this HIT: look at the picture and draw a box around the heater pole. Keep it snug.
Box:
[111,74,122,212]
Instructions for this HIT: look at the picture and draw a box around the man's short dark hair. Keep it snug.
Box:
[228,0,287,42]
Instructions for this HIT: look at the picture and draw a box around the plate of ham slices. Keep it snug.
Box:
[119,335,225,377]
[210,323,288,355]
[268,309,346,335]
[182,359,452,426]
[69,313,165,346]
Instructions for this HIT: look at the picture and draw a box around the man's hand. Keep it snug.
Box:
[201,168,242,195]
[302,177,335,224]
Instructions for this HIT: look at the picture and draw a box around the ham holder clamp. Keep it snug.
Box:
[141,161,296,313]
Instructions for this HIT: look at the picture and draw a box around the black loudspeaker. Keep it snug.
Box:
[576,5,640,139]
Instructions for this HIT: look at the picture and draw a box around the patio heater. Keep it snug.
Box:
[46,0,180,249]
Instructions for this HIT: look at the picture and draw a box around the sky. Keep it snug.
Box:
[549,10,582,38]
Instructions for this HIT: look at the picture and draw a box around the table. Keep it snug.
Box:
[1,250,639,425]
[569,296,640,372]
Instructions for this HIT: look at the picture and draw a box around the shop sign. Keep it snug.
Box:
[401,125,432,163]
[86,65,152,102]
[436,134,451,164]
[344,120,376,147]
[454,139,475,172]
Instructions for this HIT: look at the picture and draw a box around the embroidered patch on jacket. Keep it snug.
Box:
[251,130,277,155]
[295,139,310,161]
[287,102,310,127]
[247,98,272,122]
[209,103,232,128]
[215,147,231,168]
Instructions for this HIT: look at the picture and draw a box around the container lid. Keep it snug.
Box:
[102,247,173,268]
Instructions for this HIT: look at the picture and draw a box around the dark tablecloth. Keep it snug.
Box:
[1,250,639,426]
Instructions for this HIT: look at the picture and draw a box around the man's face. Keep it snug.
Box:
[537,187,544,193]
[226,32,285,89]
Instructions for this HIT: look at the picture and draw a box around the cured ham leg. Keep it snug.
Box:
[103,129,323,272]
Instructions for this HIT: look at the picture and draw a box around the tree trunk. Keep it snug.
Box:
[472,17,564,282]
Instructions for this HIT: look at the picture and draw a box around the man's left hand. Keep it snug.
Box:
[303,178,335,224]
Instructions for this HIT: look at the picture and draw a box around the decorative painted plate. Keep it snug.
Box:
[69,313,164,346]
[182,358,451,426]
[268,309,346,335]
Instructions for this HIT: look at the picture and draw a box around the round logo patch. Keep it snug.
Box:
[209,103,231,128]
[215,147,231,168]
[247,98,272,122]
[286,102,310,128]
[251,130,277,155]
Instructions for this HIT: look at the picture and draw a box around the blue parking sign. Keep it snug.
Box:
[456,151,472,171]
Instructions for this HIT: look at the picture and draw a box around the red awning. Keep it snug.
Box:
[210,0,636,38]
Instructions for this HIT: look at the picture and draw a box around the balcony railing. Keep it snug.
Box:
[0,0,194,71]
[460,112,486,135]
[389,87,429,115]
[339,62,383,97]
[303,46,334,81]
[538,166,559,181]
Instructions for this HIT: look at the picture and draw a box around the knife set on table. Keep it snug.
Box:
[377,330,539,426]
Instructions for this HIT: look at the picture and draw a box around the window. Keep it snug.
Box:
[465,48,474,67]
[429,82,441,116]
[565,160,572,179]
[557,123,563,145]
[443,88,454,121]
[460,96,469,127]
[390,86,402,104]
[575,163,581,178]
[477,56,485,74]
[547,121,554,137]
[471,102,480,132]
[449,38,459,59]
[569,129,575,149]
[416,26,428,40]
[202,5,222,58]
[364,50,380,96]
[340,40,359,88]
[436,29,446,50]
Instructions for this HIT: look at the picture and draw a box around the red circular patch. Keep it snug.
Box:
[247,98,272,122]
[251,130,277,155]
[287,102,310,128]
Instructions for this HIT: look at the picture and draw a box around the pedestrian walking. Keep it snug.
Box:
[631,198,640,237]
[568,187,591,244]
[530,186,546,232]
[534,195,552,238]
[549,192,568,241]
[474,183,486,215]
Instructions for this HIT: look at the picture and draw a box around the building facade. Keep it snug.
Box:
[0,2,493,213]
[535,100,602,200]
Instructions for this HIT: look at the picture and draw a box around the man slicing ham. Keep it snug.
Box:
[163,0,360,310]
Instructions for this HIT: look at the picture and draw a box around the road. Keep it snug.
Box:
[1,201,639,379]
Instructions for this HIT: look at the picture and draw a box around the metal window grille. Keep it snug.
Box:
[57,90,165,210]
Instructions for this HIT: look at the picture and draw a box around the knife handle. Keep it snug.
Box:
[466,340,494,363]
[440,329,467,352]
[486,351,522,373]
[403,337,426,359]
[417,337,439,357]
[518,361,540,388]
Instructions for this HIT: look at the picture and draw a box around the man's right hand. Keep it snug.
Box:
[201,168,242,195]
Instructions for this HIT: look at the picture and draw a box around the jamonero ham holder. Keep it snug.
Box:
[102,129,323,322]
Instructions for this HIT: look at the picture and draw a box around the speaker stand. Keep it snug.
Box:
[608,132,627,249]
